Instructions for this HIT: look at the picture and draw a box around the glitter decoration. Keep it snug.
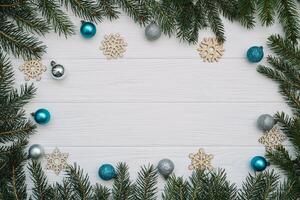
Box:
[188,148,214,171]
[46,147,69,175]
[19,60,47,81]
[197,37,224,62]
[99,33,127,59]
[258,126,286,151]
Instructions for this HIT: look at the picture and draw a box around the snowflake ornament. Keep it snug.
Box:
[197,37,224,62]
[258,126,286,151]
[100,33,127,59]
[19,60,46,81]
[46,147,69,175]
[188,148,214,171]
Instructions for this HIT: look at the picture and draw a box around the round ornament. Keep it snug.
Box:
[80,21,96,38]
[98,164,116,181]
[257,114,275,132]
[145,22,162,41]
[50,61,66,80]
[158,159,174,178]
[251,156,268,171]
[32,108,51,125]
[28,144,44,159]
[247,46,264,63]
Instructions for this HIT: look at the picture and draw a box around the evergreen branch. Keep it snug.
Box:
[98,0,120,20]
[66,163,93,200]
[257,0,276,26]
[0,53,14,97]
[93,184,110,200]
[215,0,238,21]
[134,165,158,200]
[274,180,297,200]
[112,162,135,200]
[0,19,46,59]
[0,0,25,8]
[29,160,53,200]
[237,0,256,28]
[162,175,189,200]
[37,0,75,37]
[276,0,300,43]
[60,0,103,22]
[0,121,36,143]
[55,180,75,200]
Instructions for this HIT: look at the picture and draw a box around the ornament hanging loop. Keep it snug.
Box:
[50,60,56,67]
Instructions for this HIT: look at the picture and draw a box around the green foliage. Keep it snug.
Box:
[238,0,300,43]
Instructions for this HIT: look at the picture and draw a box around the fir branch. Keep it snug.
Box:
[112,162,135,200]
[29,160,53,200]
[237,0,256,28]
[276,0,300,43]
[98,0,120,20]
[257,0,276,26]
[215,0,238,21]
[134,165,158,200]
[0,121,36,143]
[0,53,14,97]
[274,180,297,200]
[162,175,189,200]
[93,184,110,200]
[54,180,75,200]
[66,163,93,200]
[0,19,46,59]
[37,0,75,37]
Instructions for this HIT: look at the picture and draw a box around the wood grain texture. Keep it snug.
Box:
[13,11,289,195]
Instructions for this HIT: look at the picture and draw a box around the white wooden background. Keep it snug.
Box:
[12,13,290,192]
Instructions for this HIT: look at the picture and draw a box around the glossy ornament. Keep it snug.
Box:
[158,159,174,178]
[80,21,96,38]
[50,61,66,80]
[28,144,44,159]
[98,164,116,181]
[251,156,268,171]
[32,108,51,125]
[257,114,275,131]
[247,46,264,63]
[145,22,162,41]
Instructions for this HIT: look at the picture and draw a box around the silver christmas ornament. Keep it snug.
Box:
[50,61,66,80]
[257,114,275,131]
[28,144,44,159]
[145,22,162,41]
[158,159,174,178]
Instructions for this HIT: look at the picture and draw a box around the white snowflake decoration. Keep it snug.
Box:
[100,33,127,59]
[19,60,46,81]
[258,126,286,151]
[188,148,214,171]
[197,37,224,62]
[46,147,69,175]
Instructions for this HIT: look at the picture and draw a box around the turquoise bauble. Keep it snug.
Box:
[33,108,51,125]
[98,164,116,181]
[246,46,264,63]
[80,21,96,38]
[251,156,268,171]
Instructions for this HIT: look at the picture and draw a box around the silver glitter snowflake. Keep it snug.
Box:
[188,148,214,171]
[259,126,286,151]
[19,60,46,81]
[46,147,69,175]
[100,33,127,59]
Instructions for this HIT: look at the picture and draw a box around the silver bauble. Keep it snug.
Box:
[145,22,162,41]
[257,114,275,131]
[158,159,174,178]
[28,144,44,159]
[50,61,66,80]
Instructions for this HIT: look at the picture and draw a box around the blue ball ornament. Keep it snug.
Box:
[80,21,96,39]
[251,156,268,172]
[247,46,264,63]
[32,108,51,125]
[98,164,116,181]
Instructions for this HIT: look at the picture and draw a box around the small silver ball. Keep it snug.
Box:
[145,22,162,41]
[51,61,66,80]
[257,114,275,131]
[158,159,174,178]
[28,144,44,160]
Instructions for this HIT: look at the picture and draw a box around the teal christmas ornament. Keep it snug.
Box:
[32,108,51,125]
[98,164,116,181]
[247,46,264,63]
[251,156,268,172]
[80,21,96,38]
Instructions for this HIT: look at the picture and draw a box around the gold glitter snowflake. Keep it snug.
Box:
[188,148,214,170]
[46,148,69,175]
[197,37,224,62]
[19,60,46,81]
[259,126,286,151]
[100,33,127,59]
